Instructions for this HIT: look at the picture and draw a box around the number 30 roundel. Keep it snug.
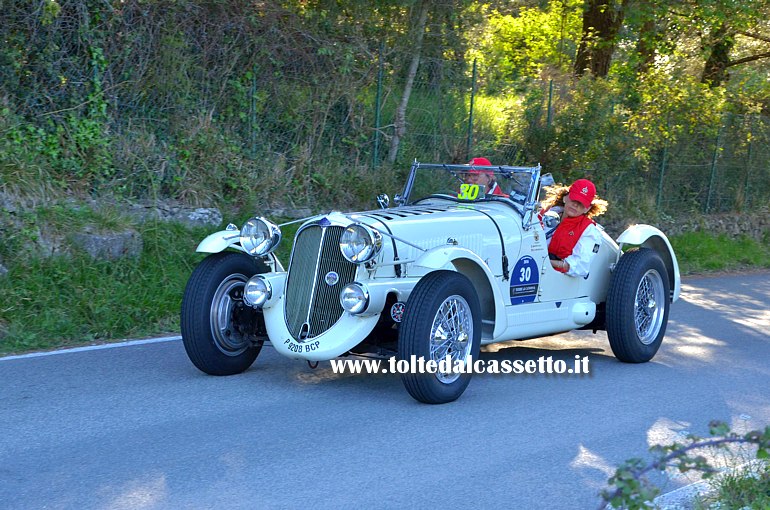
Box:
[510,256,539,305]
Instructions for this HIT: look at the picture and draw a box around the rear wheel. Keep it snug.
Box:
[181,252,268,375]
[398,271,481,404]
[606,248,670,363]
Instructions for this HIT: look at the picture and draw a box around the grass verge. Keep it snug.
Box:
[696,461,770,509]
[670,231,770,275]
[0,221,208,354]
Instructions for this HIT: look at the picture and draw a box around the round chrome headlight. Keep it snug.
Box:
[339,223,382,263]
[240,217,281,256]
[340,283,369,314]
[244,276,271,308]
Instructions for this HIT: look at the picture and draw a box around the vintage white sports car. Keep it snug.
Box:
[181,162,680,404]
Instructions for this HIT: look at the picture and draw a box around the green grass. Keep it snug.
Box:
[36,203,132,232]
[696,462,770,509]
[0,211,307,355]
[0,220,210,354]
[670,231,770,274]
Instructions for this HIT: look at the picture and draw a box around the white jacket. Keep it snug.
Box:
[544,208,602,278]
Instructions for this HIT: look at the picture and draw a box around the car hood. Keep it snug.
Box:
[347,204,520,261]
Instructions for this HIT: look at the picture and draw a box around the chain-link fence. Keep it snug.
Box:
[652,113,770,214]
[367,53,770,216]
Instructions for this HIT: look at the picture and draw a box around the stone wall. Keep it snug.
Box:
[0,194,225,269]
[602,211,770,242]
[1,191,768,275]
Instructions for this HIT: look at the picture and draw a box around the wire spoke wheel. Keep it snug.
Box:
[606,248,671,363]
[633,269,665,345]
[398,271,481,404]
[429,295,473,384]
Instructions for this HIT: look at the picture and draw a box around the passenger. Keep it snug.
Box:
[541,178,608,278]
[465,157,507,197]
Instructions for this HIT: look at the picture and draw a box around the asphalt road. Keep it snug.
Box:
[2,272,769,509]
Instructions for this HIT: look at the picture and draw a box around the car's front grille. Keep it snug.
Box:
[284,225,357,340]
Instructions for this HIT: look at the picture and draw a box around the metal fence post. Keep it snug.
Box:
[656,145,668,210]
[466,58,477,159]
[546,79,554,127]
[373,42,384,168]
[743,114,753,209]
[705,121,722,213]
[250,66,257,159]
[656,114,671,210]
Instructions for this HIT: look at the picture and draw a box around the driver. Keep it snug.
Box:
[465,157,507,196]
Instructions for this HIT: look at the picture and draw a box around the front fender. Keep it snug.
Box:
[196,230,285,271]
[616,224,680,302]
[196,229,244,254]
[414,246,507,338]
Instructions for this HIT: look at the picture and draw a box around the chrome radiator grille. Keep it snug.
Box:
[284,225,357,340]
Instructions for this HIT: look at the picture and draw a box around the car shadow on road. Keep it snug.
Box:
[480,346,606,375]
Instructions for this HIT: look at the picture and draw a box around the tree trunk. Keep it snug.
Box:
[635,18,657,75]
[574,0,627,78]
[387,1,429,164]
[701,24,735,88]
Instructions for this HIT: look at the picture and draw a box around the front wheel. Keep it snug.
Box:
[398,271,481,404]
[606,248,670,363]
[181,252,268,375]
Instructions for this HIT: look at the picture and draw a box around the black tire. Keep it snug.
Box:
[606,248,670,363]
[398,271,482,404]
[181,252,269,375]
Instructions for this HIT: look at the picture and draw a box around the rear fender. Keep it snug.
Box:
[616,225,680,302]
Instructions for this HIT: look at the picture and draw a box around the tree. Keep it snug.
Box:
[387,0,429,164]
[701,27,770,87]
[574,0,629,77]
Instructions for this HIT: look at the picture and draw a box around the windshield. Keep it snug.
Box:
[401,162,540,213]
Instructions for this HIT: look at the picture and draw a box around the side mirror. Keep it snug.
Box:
[540,173,555,187]
[376,194,390,209]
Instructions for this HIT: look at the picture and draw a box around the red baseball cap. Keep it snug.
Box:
[568,178,596,209]
[468,157,493,176]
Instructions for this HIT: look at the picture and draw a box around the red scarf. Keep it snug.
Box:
[488,182,506,196]
[548,214,595,260]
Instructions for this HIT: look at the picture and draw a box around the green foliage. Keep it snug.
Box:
[543,76,638,190]
[1,0,770,213]
[474,1,582,88]
[3,111,113,191]
[602,421,770,510]
[41,0,61,25]
[626,71,726,156]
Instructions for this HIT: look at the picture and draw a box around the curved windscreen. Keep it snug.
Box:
[403,163,539,214]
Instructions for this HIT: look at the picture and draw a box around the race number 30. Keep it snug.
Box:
[510,255,539,305]
[458,183,480,200]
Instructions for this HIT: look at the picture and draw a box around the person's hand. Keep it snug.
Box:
[551,259,569,272]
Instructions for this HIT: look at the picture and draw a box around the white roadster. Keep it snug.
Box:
[181,162,680,404]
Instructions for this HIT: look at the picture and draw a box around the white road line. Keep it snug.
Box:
[0,335,182,361]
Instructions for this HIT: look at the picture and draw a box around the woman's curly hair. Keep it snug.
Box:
[541,185,608,219]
